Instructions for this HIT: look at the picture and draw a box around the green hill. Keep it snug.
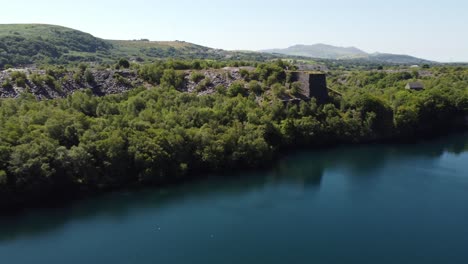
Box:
[0,24,277,68]
[368,53,432,64]
[0,24,112,66]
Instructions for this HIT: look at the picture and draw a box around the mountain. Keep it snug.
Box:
[0,24,276,68]
[262,44,368,59]
[261,44,434,64]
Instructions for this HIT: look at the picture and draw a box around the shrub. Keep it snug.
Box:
[10,71,27,81]
[115,75,131,86]
[1,79,12,89]
[61,75,70,83]
[190,72,205,83]
[78,63,87,73]
[289,81,302,96]
[196,77,212,92]
[84,70,94,83]
[30,73,43,86]
[160,69,185,89]
[271,83,286,97]
[227,81,245,97]
[73,72,82,83]
[15,79,26,87]
[43,75,56,87]
[13,76,27,88]
[118,58,130,69]
[240,69,250,79]
[215,85,226,95]
[247,80,262,94]
[191,61,202,70]
[45,67,65,77]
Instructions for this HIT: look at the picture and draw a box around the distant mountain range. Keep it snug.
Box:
[261,44,434,64]
[0,24,435,68]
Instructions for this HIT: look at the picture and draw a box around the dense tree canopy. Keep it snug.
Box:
[0,61,466,210]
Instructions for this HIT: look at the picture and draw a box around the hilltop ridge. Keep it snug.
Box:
[0,24,435,68]
[0,24,274,68]
[261,43,433,64]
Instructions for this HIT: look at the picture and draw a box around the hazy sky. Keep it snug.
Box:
[1,0,467,62]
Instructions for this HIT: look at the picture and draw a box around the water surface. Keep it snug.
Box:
[1,134,467,264]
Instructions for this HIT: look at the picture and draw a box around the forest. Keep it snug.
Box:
[0,59,466,210]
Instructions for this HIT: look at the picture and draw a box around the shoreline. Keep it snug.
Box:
[1,127,466,216]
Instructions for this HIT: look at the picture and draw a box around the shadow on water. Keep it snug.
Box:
[0,133,467,243]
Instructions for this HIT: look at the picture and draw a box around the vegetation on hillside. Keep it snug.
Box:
[0,24,281,68]
[0,59,466,210]
[0,24,466,211]
[0,24,112,67]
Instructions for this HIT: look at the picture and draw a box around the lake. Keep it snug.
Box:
[1,133,467,264]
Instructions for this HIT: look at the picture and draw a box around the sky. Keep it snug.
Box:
[1,0,467,62]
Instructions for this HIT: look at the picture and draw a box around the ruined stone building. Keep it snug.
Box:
[288,71,329,103]
[405,82,424,91]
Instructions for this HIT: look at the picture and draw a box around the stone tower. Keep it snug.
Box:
[289,71,329,104]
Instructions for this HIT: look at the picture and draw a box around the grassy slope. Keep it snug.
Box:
[108,39,227,61]
[0,24,114,66]
[0,24,279,67]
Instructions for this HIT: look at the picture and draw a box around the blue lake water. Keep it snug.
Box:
[1,133,467,264]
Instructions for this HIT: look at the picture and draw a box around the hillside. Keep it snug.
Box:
[262,44,368,59]
[0,24,436,68]
[261,44,434,64]
[0,24,112,66]
[368,53,432,64]
[0,24,277,68]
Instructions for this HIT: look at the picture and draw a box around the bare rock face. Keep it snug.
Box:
[0,68,143,99]
[181,67,254,95]
[0,67,254,99]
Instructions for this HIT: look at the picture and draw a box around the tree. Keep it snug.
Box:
[118,58,130,69]
[289,82,302,96]
[227,81,245,97]
[247,80,262,94]
[161,69,184,89]
[271,83,286,97]
[84,70,94,84]
[349,93,394,136]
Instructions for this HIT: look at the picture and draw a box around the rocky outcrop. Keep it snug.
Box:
[0,67,330,104]
[0,68,143,99]
[0,67,253,99]
[181,67,254,95]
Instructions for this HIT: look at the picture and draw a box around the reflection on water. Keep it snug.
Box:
[0,133,467,246]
